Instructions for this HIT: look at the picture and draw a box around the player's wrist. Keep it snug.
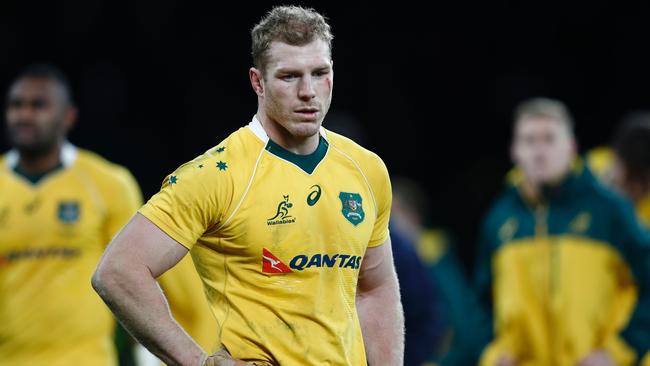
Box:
[197,351,208,366]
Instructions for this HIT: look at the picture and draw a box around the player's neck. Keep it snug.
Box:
[521,179,542,203]
[521,171,571,204]
[17,142,62,175]
[257,114,320,155]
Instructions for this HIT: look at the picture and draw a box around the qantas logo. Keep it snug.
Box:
[262,248,362,274]
[0,246,80,267]
[262,248,292,274]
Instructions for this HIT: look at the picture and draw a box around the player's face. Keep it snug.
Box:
[5,78,72,155]
[261,39,333,138]
[610,154,648,202]
[512,116,576,185]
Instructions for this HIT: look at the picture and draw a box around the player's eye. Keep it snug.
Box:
[7,99,23,109]
[8,98,49,109]
[30,99,48,109]
[313,69,329,77]
[280,74,298,81]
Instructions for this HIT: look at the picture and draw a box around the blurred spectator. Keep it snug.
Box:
[476,97,650,366]
[392,176,490,366]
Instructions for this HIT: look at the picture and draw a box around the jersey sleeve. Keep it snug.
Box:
[139,156,231,250]
[104,166,143,245]
[367,153,392,247]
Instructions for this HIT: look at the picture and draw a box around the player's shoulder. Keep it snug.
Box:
[586,170,634,218]
[0,153,13,180]
[202,124,265,164]
[585,145,614,177]
[168,124,265,183]
[325,128,388,175]
[74,147,135,184]
[0,153,8,169]
[482,185,523,229]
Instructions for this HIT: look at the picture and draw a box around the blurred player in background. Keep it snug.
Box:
[476,97,650,366]
[388,177,442,366]
[0,64,142,365]
[0,63,217,366]
[391,176,490,366]
[92,5,404,366]
[588,112,650,228]
[587,113,650,365]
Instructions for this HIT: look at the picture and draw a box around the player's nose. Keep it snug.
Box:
[8,105,37,124]
[297,77,316,100]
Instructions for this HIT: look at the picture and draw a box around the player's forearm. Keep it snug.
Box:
[357,281,405,366]
[92,262,205,366]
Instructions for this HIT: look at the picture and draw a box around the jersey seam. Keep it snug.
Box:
[70,167,108,226]
[215,144,266,231]
[329,145,379,220]
[139,209,193,249]
[218,238,231,344]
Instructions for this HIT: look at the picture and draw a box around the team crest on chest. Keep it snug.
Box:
[339,192,365,226]
[58,201,80,224]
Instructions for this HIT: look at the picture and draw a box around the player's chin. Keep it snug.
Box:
[10,131,39,147]
[11,138,45,153]
[289,119,321,137]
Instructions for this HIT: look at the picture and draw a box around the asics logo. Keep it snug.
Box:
[307,185,321,206]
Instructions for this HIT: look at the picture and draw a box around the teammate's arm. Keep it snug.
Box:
[356,237,405,366]
[92,213,207,366]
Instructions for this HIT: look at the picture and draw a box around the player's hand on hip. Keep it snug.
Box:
[201,347,253,366]
[577,349,615,366]
[496,354,518,366]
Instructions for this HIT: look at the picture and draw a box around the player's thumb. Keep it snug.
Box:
[203,357,254,366]
[202,346,256,366]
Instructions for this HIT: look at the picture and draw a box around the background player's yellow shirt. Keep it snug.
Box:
[0,144,141,366]
[140,117,392,365]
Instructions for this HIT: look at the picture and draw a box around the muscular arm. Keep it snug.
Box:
[356,237,405,366]
[91,213,206,366]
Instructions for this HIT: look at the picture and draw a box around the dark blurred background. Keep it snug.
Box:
[2,1,650,268]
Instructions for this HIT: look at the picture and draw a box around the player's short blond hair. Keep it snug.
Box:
[514,97,575,133]
[251,6,333,75]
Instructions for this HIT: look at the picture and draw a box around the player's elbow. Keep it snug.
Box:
[91,257,120,302]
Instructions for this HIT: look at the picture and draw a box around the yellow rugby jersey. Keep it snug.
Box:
[140,117,392,365]
[0,143,142,366]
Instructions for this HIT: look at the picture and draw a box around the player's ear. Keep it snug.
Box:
[570,137,578,157]
[63,105,78,132]
[249,67,264,97]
